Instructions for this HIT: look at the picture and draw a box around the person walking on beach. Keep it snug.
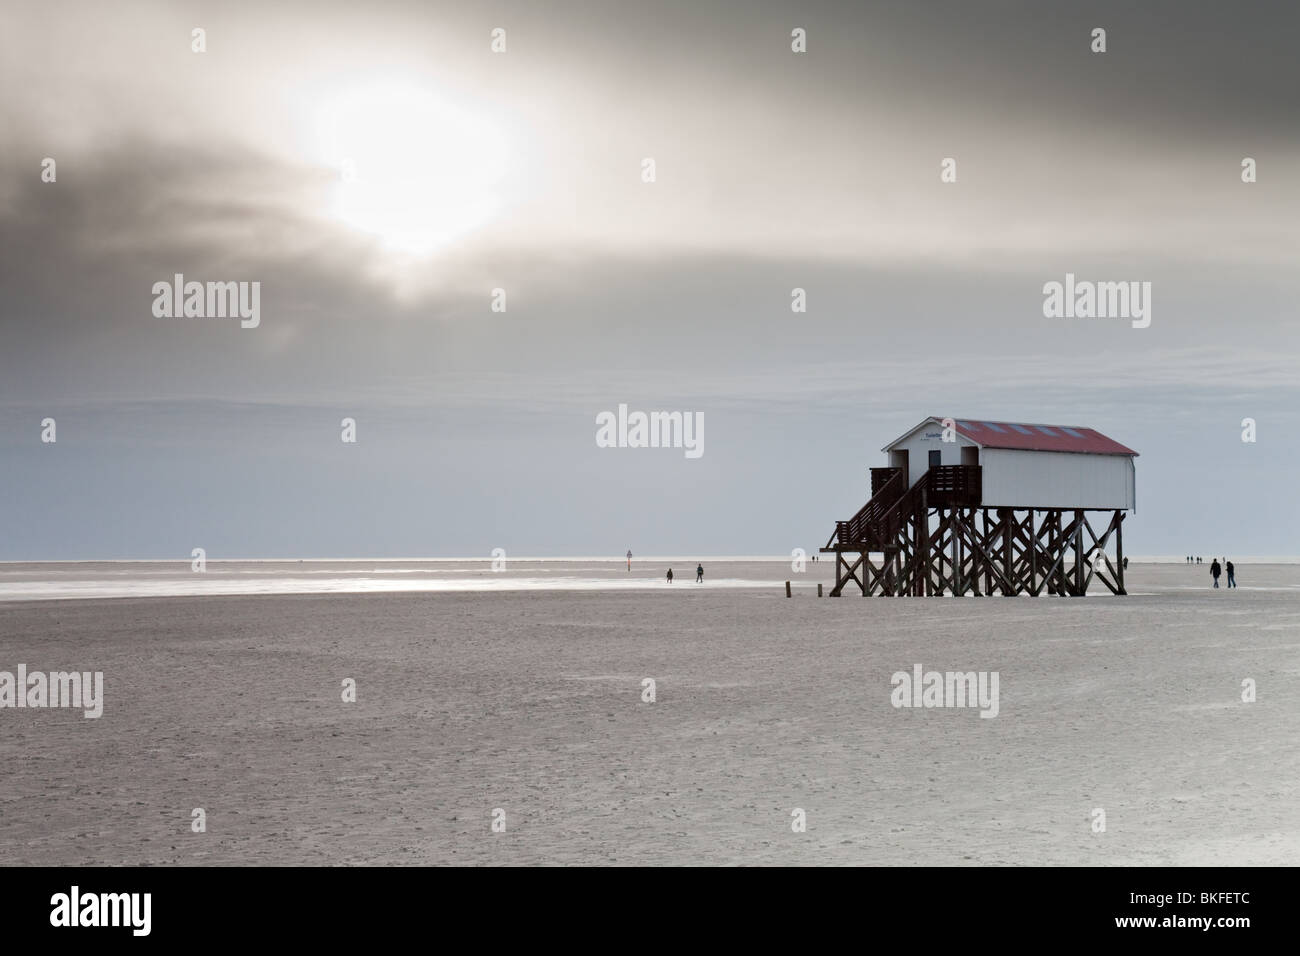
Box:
[627,550,632,571]
[1210,558,1221,588]
[696,563,704,583]
[666,568,673,583]
[1226,560,1236,588]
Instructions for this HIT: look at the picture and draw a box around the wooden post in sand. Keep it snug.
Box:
[817,583,823,597]
[785,580,792,598]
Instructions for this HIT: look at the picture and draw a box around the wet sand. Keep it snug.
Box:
[1,562,1296,865]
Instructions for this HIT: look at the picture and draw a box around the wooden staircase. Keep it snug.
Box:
[825,467,906,553]
[823,465,983,596]
[825,466,981,551]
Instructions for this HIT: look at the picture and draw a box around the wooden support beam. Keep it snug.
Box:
[1000,508,1014,595]
[830,550,865,597]
[1116,512,1126,595]
[826,505,1128,601]
[1028,509,1038,595]
[1073,510,1085,596]
[952,510,967,596]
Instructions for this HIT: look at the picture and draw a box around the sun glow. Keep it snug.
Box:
[318,84,508,256]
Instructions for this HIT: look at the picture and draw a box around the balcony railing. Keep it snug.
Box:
[827,465,982,549]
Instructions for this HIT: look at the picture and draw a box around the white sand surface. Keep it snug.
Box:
[0,561,1295,865]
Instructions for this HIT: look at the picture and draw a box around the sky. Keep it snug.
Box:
[1,0,1298,559]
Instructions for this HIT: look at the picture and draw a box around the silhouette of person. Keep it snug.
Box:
[666,568,673,583]
[1226,560,1236,588]
[1210,558,1221,588]
[627,550,632,571]
[696,563,704,583]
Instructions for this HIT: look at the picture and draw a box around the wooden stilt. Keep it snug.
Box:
[1115,514,1126,595]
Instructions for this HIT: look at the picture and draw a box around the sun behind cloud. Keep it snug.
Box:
[316,82,509,256]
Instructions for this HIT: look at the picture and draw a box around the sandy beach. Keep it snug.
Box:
[1,561,1296,866]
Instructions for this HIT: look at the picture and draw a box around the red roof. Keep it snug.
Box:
[931,418,1138,456]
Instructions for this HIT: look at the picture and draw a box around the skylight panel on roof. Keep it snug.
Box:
[1009,424,1033,435]
[1061,427,1085,438]
[981,422,1006,433]
[1034,426,1058,436]
[957,421,977,429]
